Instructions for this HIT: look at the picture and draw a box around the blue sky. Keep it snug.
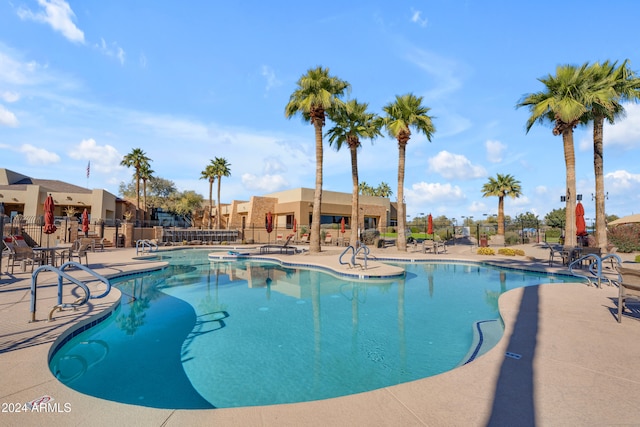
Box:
[1,1,640,224]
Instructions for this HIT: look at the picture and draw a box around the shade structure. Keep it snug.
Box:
[340,217,345,234]
[576,202,587,236]
[265,212,273,234]
[82,208,90,235]
[609,214,640,226]
[43,194,57,235]
[427,214,433,235]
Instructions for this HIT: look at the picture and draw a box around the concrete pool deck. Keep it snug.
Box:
[1,242,639,426]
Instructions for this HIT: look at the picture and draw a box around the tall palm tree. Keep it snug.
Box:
[380,94,436,251]
[481,174,522,236]
[139,163,154,223]
[517,64,594,247]
[584,60,640,251]
[120,148,151,222]
[200,163,216,229]
[326,99,381,247]
[211,157,231,230]
[285,66,350,253]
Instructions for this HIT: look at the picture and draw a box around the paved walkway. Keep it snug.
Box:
[0,242,639,426]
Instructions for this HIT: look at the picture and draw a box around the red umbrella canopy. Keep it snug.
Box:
[427,214,433,235]
[265,212,273,234]
[340,217,345,233]
[576,202,587,236]
[82,208,90,233]
[43,194,57,235]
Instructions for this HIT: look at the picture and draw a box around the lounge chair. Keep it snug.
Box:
[324,233,333,245]
[616,267,640,323]
[3,239,43,273]
[297,233,309,244]
[276,233,283,244]
[259,234,296,255]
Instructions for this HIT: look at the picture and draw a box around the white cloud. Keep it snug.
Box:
[405,181,465,204]
[605,169,640,193]
[19,144,61,164]
[534,185,547,195]
[0,105,18,127]
[261,65,281,92]
[485,139,506,163]
[404,47,467,100]
[241,173,288,193]
[1,91,20,102]
[17,0,85,44]
[95,38,126,65]
[68,138,123,174]
[139,53,148,68]
[410,9,428,27]
[428,150,487,180]
[578,103,640,151]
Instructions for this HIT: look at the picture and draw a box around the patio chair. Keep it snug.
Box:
[543,242,566,266]
[68,240,90,265]
[324,233,333,245]
[297,233,309,244]
[276,233,284,244]
[616,267,640,323]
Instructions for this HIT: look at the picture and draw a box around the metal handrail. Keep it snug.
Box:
[136,239,158,255]
[30,262,112,322]
[353,243,369,270]
[568,253,622,288]
[339,245,355,267]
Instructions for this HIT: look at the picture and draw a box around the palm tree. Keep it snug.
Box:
[211,157,231,230]
[200,163,216,229]
[380,94,436,251]
[285,66,350,253]
[584,60,640,251]
[375,182,393,197]
[326,99,381,247]
[120,148,151,222]
[139,163,154,223]
[481,174,522,236]
[516,64,593,247]
[358,182,375,196]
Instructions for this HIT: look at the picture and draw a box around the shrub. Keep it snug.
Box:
[608,224,640,253]
[387,226,395,234]
[361,229,380,245]
[477,247,495,255]
[497,248,525,256]
[504,232,520,245]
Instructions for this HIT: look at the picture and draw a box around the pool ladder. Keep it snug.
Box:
[568,253,622,288]
[30,262,112,322]
[136,239,158,255]
[339,243,369,270]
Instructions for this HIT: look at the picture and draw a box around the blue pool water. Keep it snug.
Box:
[49,250,571,409]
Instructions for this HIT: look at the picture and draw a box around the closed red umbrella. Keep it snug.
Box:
[340,217,345,234]
[43,194,57,235]
[293,218,297,233]
[82,208,90,237]
[576,202,587,237]
[265,212,273,234]
[427,214,433,236]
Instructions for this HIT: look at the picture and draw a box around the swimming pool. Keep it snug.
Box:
[49,250,571,409]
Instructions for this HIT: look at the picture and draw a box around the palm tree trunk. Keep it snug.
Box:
[562,130,577,247]
[135,171,141,223]
[310,121,323,254]
[216,178,222,230]
[209,179,214,229]
[593,116,607,251]
[397,142,407,251]
[350,145,359,247]
[497,196,505,235]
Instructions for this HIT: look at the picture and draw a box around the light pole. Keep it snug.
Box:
[419,212,425,240]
